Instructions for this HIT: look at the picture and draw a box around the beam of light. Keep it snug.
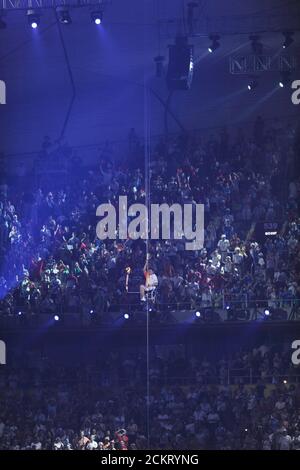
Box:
[91,11,103,25]
[234,86,278,123]
[27,10,40,29]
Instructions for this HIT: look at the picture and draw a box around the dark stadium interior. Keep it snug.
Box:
[0,0,300,451]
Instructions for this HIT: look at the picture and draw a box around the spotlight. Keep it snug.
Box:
[90,309,94,314]
[91,10,103,25]
[283,379,287,384]
[208,34,220,53]
[278,71,292,88]
[226,305,230,310]
[124,313,129,320]
[56,7,72,24]
[18,311,22,316]
[264,309,270,316]
[27,10,40,29]
[250,35,263,55]
[54,315,60,321]
[282,31,294,49]
[247,79,258,91]
[195,311,201,318]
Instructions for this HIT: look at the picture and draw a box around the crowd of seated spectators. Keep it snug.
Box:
[0,117,299,320]
[0,343,299,450]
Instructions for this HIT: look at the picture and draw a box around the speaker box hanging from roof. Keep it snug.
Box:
[167,36,194,90]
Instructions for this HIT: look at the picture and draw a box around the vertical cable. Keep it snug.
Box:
[156,0,161,56]
[55,8,76,140]
[144,80,151,450]
[144,3,151,450]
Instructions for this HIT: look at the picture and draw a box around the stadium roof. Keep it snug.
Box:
[0,0,299,155]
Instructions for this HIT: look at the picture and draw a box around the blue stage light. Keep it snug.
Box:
[54,315,60,321]
[247,80,258,91]
[282,31,294,49]
[27,10,40,28]
[208,35,220,53]
[57,7,72,24]
[278,71,291,88]
[91,11,103,25]
[124,313,129,320]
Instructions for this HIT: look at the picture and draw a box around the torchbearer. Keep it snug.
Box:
[140,254,158,301]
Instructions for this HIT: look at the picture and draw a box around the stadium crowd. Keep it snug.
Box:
[0,343,299,450]
[0,117,299,319]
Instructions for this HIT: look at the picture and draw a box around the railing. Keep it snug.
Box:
[1,297,299,324]
[5,112,298,166]
[1,370,299,388]
[162,370,300,386]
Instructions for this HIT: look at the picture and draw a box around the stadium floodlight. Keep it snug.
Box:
[91,10,103,25]
[278,70,292,88]
[56,7,72,24]
[282,31,294,49]
[208,34,220,53]
[27,9,40,29]
[247,79,258,91]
